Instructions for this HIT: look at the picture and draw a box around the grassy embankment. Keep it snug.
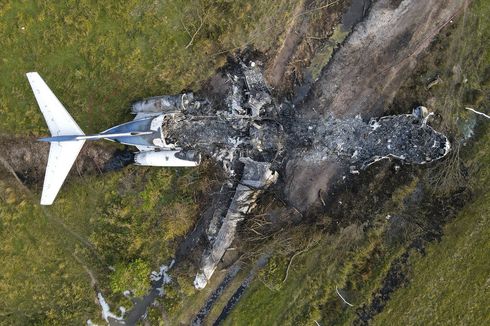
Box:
[374,128,490,325]
[224,0,490,325]
[374,1,490,322]
[0,1,297,324]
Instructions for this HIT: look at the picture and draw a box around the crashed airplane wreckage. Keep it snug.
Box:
[27,60,450,288]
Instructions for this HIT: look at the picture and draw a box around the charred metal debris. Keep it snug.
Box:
[131,59,450,289]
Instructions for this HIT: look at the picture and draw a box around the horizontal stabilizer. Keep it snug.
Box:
[26,72,86,205]
[26,72,84,136]
[41,140,85,205]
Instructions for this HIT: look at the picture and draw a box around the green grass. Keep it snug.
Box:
[0,164,205,324]
[57,166,202,266]
[373,6,490,315]
[3,0,487,324]
[0,0,297,134]
[374,117,490,325]
[0,180,98,324]
[223,212,409,325]
[374,183,490,325]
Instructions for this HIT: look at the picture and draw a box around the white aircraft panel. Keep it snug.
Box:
[135,145,156,152]
[40,140,85,205]
[134,150,199,167]
[26,72,84,136]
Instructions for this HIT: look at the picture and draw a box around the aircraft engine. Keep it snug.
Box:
[134,150,200,167]
[131,94,193,114]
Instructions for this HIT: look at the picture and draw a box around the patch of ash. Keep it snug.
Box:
[137,60,451,289]
[165,59,285,178]
[287,113,450,171]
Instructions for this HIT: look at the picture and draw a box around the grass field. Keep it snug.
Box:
[374,143,490,325]
[1,0,489,324]
[223,193,413,325]
[373,3,490,323]
[0,0,297,134]
[0,1,297,324]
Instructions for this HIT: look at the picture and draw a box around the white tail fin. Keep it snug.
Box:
[26,72,85,205]
[40,141,85,205]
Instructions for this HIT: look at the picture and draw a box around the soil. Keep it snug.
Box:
[302,0,466,119]
[283,0,467,213]
[265,0,347,97]
[0,135,132,190]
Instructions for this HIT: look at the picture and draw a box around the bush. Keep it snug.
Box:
[110,259,151,297]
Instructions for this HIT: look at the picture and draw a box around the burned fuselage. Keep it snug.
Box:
[130,60,450,288]
[133,61,449,176]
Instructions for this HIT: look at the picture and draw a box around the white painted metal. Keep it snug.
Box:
[40,141,85,205]
[26,72,86,205]
[134,150,199,167]
[26,72,199,205]
[26,72,84,136]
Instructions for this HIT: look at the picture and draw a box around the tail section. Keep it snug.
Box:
[26,72,85,205]
[40,141,85,205]
[26,72,84,136]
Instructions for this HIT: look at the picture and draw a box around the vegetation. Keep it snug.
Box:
[0,0,298,324]
[110,259,151,297]
[0,163,207,324]
[374,132,490,325]
[0,174,97,324]
[223,194,412,325]
[1,0,488,324]
[0,0,297,135]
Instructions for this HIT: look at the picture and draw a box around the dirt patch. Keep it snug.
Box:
[265,0,310,90]
[302,0,466,118]
[0,135,132,189]
[284,0,467,213]
[284,159,343,213]
[265,0,347,97]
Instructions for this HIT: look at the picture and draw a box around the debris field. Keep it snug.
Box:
[131,59,450,288]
